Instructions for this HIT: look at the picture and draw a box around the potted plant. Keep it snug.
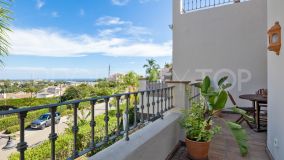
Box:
[180,102,220,160]
[180,76,253,160]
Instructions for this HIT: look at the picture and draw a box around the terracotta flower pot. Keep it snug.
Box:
[185,138,210,160]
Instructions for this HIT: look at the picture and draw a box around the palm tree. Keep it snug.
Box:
[0,0,13,66]
[143,59,160,82]
[164,63,172,69]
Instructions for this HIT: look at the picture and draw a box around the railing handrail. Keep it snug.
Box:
[182,0,247,13]
[0,86,175,160]
[0,87,170,116]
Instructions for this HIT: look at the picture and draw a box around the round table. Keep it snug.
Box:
[239,94,267,132]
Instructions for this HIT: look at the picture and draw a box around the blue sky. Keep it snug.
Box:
[0,0,172,80]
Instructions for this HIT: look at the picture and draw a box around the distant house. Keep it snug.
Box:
[160,67,172,82]
[36,86,61,98]
[36,93,55,98]
[47,87,60,95]
[108,73,123,82]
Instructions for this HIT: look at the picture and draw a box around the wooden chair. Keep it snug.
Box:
[256,89,268,126]
[228,92,255,129]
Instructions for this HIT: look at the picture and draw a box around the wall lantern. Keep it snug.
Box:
[268,21,281,55]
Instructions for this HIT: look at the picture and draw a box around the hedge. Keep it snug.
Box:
[0,97,58,109]
[0,109,48,132]
[4,122,31,134]
[1,106,73,134]
[9,111,118,160]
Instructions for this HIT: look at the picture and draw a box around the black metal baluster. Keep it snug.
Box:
[171,87,174,108]
[116,96,121,136]
[152,90,155,120]
[140,92,145,123]
[134,93,138,128]
[160,88,164,119]
[90,100,96,149]
[156,89,160,117]
[146,91,150,121]
[49,106,58,160]
[72,103,79,159]
[168,88,171,110]
[17,111,28,160]
[164,88,168,111]
[104,98,110,142]
[125,94,130,141]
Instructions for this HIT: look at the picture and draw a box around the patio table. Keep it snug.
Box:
[239,94,267,132]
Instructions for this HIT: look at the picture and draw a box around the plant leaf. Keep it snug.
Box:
[232,107,254,122]
[221,83,232,90]
[218,76,228,86]
[227,122,248,156]
[213,90,228,110]
[201,76,210,93]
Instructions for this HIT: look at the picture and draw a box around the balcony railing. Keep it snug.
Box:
[0,86,174,160]
[146,81,167,90]
[182,0,247,13]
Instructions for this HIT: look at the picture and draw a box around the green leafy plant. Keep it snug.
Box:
[0,0,13,66]
[143,58,160,82]
[180,102,220,142]
[196,76,251,156]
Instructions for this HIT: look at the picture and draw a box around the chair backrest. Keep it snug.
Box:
[256,89,268,96]
[227,91,237,106]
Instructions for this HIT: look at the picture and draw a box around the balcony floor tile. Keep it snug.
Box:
[170,113,270,160]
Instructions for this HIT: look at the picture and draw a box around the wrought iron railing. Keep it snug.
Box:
[0,86,174,160]
[182,0,247,13]
[189,82,201,104]
[146,81,167,90]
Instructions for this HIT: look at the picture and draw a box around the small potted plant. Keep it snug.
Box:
[180,102,220,160]
[180,76,252,160]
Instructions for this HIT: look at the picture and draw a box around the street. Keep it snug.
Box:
[0,102,107,160]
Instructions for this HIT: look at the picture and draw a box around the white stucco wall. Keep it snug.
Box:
[267,0,284,159]
[89,110,182,160]
[172,0,267,105]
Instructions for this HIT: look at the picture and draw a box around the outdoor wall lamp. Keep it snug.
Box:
[268,21,281,55]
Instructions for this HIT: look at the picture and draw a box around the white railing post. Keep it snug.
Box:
[165,81,191,109]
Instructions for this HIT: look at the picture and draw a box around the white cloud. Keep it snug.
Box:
[96,16,151,38]
[96,16,129,26]
[36,0,45,9]
[98,28,123,37]
[111,0,130,6]
[9,28,172,57]
[1,67,101,79]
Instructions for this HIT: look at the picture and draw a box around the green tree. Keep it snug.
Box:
[61,84,93,101]
[61,86,81,101]
[143,58,160,82]
[23,82,41,98]
[0,0,13,66]
[149,69,159,82]
[122,71,139,89]
[164,63,172,68]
